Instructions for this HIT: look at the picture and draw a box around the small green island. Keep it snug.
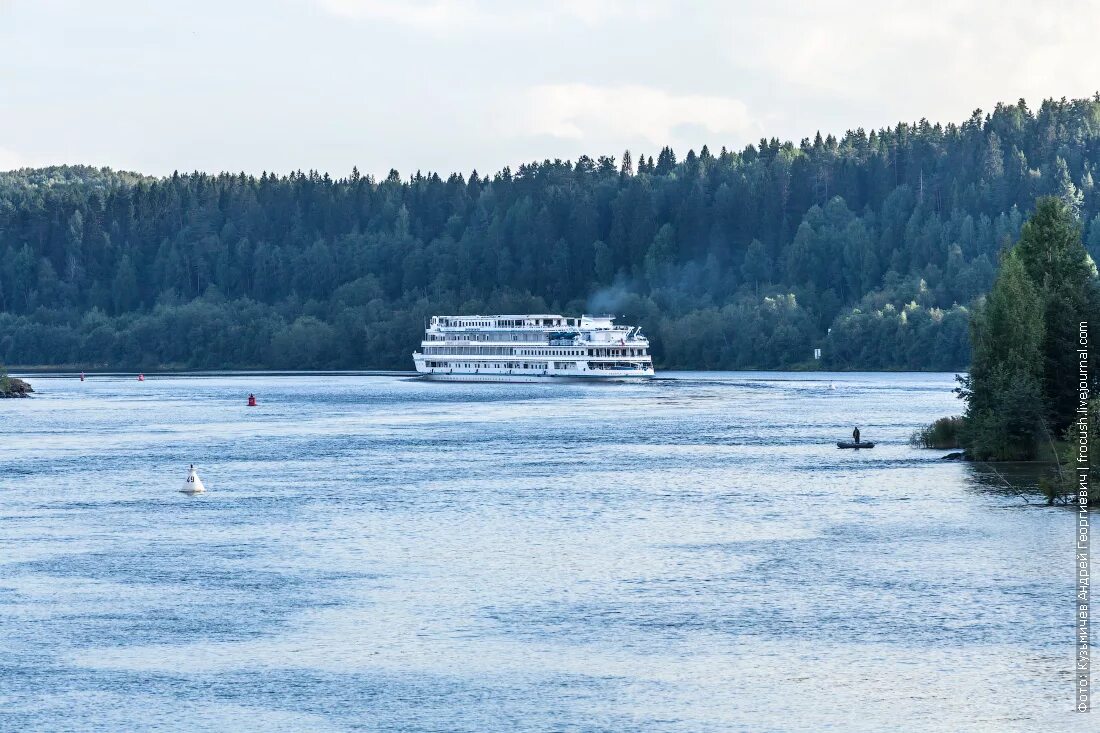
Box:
[0,365,32,398]
[916,197,1098,504]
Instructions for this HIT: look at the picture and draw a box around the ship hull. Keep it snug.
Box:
[417,371,654,383]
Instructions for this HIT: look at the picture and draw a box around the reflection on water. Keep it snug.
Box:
[0,372,1081,731]
[966,461,1054,499]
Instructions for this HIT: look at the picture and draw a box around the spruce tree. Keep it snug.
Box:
[1013,197,1095,434]
[620,150,633,178]
[959,250,1046,459]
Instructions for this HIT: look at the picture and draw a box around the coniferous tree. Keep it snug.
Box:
[959,250,1046,459]
[620,150,633,178]
[1013,197,1096,434]
[741,239,770,294]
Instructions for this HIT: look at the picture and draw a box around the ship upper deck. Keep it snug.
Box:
[423,314,648,347]
[429,314,619,331]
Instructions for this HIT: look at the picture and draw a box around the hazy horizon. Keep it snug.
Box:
[3,0,1100,178]
[5,89,1097,183]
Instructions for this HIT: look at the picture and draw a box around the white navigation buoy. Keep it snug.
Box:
[180,464,206,494]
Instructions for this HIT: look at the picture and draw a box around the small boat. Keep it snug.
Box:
[180,464,206,493]
[837,441,875,449]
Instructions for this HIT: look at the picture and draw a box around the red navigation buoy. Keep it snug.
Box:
[247,393,257,407]
[138,373,145,381]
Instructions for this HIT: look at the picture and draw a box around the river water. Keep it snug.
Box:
[0,373,1080,731]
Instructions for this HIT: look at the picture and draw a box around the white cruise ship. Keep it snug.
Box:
[412,314,655,382]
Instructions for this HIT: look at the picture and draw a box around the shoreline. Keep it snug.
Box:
[10,369,420,378]
[7,365,968,376]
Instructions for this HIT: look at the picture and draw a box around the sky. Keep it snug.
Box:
[1,0,1099,178]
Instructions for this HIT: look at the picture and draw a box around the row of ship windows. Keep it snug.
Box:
[426,333,577,342]
[520,348,647,357]
[425,361,557,370]
[437,319,566,328]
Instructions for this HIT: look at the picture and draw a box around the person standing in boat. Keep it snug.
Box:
[853,426,861,444]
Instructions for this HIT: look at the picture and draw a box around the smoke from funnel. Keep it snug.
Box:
[586,276,632,314]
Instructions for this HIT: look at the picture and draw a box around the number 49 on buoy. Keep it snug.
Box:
[180,464,206,494]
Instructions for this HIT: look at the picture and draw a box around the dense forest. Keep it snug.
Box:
[3,96,1100,371]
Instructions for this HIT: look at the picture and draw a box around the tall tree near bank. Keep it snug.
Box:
[959,250,1046,459]
[1013,197,1096,435]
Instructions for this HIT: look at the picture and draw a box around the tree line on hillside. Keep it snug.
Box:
[3,97,1100,370]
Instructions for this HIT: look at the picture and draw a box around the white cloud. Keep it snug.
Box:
[729,0,1100,108]
[315,0,465,28]
[505,84,759,152]
[314,0,658,31]
[5,1,1100,176]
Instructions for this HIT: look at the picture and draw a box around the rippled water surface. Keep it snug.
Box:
[0,373,1080,731]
